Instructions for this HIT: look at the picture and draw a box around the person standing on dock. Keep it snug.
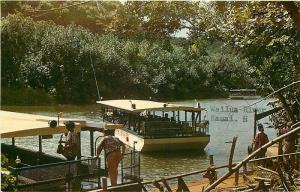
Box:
[253,124,269,158]
[59,121,79,160]
[96,129,126,186]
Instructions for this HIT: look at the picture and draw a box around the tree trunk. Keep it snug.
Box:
[281,2,300,81]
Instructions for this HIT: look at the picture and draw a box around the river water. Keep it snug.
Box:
[1,98,276,182]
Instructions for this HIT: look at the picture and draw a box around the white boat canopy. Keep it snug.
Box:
[0,111,81,138]
[96,99,206,112]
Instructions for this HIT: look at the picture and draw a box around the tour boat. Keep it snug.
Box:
[229,89,261,100]
[96,100,210,152]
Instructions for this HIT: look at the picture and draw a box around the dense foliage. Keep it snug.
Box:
[1,1,299,104]
[1,15,254,104]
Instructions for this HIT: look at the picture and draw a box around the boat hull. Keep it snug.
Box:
[115,129,210,152]
[229,96,261,100]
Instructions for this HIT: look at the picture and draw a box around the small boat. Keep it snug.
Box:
[96,99,210,152]
[229,89,261,100]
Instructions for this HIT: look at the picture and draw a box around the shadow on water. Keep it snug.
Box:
[142,150,207,159]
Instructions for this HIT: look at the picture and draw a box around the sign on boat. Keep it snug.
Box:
[96,99,210,152]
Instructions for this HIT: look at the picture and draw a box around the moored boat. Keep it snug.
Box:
[229,89,261,100]
[96,99,210,152]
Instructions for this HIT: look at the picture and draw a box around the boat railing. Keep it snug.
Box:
[140,120,209,138]
[120,150,141,184]
[8,157,105,191]
[7,151,141,191]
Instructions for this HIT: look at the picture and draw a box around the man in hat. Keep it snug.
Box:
[253,123,269,158]
[96,129,126,186]
[59,121,79,160]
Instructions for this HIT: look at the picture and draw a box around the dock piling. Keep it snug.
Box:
[90,130,94,156]
[234,169,239,186]
[102,177,108,191]
[228,137,237,171]
[161,177,172,192]
[209,155,214,166]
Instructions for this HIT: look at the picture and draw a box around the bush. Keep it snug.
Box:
[1,154,16,192]
[1,87,54,105]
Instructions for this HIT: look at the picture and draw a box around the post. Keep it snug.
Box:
[185,111,187,122]
[253,109,257,140]
[192,112,195,125]
[209,155,214,166]
[228,137,237,170]
[243,163,247,174]
[90,130,94,156]
[98,157,101,188]
[278,140,283,163]
[161,177,172,192]
[198,103,201,123]
[12,137,15,146]
[138,151,141,180]
[77,132,81,159]
[121,155,124,184]
[15,156,21,189]
[235,169,239,186]
[177,177,190,192]
[133,141,137,178]
[296,153,299,171]
[38,136,42,153]
[102,177,108,191]
[177,111,180,122]
[130,150,133,176]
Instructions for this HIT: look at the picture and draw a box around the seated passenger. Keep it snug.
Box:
[163,113,170,121]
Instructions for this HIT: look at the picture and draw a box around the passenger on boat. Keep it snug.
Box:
[59,121,79,160]
[253,124,269,158]
[163,113,170,121]
[96,129,126,186]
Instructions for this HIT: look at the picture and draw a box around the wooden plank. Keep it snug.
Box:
[257,166,279,176]
[152,180,164,192]
[176,177,190,192]
[161,178,172,192]
[255,107,283,120]
[228,137,237,170]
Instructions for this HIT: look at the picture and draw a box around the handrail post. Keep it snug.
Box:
[98,157,101,188]
[90,130,94,156]
[121,155,124,184]
[38,135,42,153]
[102,177,108,191]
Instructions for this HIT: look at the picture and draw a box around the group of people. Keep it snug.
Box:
[58,121,126,186]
